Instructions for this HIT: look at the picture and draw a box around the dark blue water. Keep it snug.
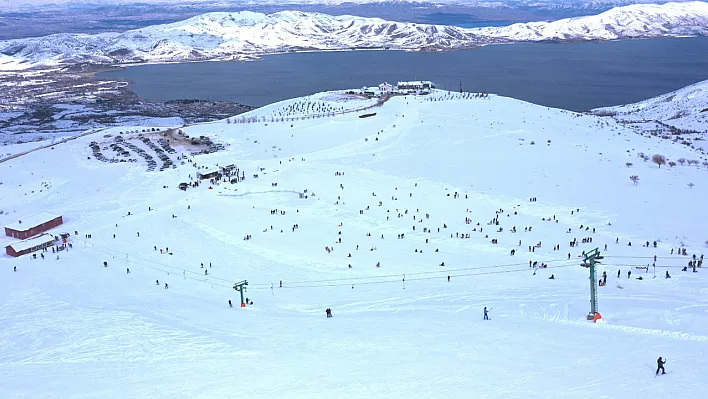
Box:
[100,36,708,111]
[418,12,519,28]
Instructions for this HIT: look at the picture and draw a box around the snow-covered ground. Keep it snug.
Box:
[1,88,708,398]
[594,78,708,133]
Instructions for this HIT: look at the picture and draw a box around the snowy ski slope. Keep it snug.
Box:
[1,88,707,398]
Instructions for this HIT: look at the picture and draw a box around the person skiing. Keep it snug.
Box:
[665,271,671,279]
[126,268,130,274]
[483,307,490,320]
[326,308,333,318]
[656,357,667,375]
[13,266,17,272]
[156,279,159,285]
[229,300,233,308]
[165,283,169,289]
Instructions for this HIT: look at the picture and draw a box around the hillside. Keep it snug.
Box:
[1,88,707,398]
[593,78,708,133]
[1,1,707,69]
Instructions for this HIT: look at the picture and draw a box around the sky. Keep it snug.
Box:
[0,0,690,8]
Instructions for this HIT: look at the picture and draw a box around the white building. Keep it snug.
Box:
[378,82,394,93]
[396,81,435,91]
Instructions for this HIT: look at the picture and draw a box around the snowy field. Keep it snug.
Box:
[1,88,708,399]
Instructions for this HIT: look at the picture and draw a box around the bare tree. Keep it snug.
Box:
[688,182,695,189]
[678,158,686,165]
[626,162,633,168]
[630,175,640,186]
[652,154,666,168]
[668,161,677,167]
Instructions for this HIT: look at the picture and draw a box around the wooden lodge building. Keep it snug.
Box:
[4,213,63,240]
[5,233,56,257]
[196,170,222,180]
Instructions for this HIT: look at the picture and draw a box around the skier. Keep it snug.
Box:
[665,271,671,279]
[617,269,621,278]
[229,300,233,308]
[165,283,169,289]
[156,279,159,285]
[483,307,490,320]
[602,271,607,285]
[126,268,130,274]
[326,308,333,318]
[628,270,631,279]
[13,266,16,272]
[656,357,667,375]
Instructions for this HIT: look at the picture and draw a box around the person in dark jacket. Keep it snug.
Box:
[326,308,332,318]
[656,357,667,375]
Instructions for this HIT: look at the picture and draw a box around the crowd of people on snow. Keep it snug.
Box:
[10,159,706,337]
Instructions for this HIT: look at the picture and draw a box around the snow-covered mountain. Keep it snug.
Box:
[479,1,708,41]
[2,83,708,398]
[594,78,708,132]
[1,1,707,69]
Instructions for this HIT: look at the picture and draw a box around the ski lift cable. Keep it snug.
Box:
[80,239,236,283]
[83,242,234,289]
[251,263,582,290]
[247,258,578,287]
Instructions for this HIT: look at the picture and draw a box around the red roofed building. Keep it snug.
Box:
[4,212,63,240]
[5,233,56,257]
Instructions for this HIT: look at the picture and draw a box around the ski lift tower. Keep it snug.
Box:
[233,280,249,307]
[581,248,603,320]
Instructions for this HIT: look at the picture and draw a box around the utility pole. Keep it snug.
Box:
[233,280,249,307]
[581,248,603,320]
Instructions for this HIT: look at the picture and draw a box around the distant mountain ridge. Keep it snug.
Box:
[1,1,707,70]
